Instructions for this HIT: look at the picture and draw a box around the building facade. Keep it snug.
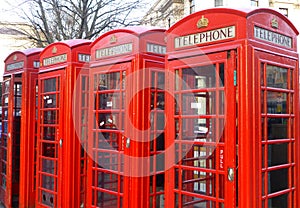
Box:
[0,22,36,81]
[142,0,300,31]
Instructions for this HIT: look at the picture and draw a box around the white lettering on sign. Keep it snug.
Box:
[78,54,90,62]
[147,43,166,54]
[43,54,67,66]
[254,26,292,48]
[96,43,133,59]
[174,26,236,48]
[33,61,40,68]
[219,147,224,170]
[6,61,24,71]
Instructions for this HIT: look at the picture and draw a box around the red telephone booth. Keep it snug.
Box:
[88,26,166,208]
[0,48,42,207]
[165,8,299,208]
[37,39,90,208]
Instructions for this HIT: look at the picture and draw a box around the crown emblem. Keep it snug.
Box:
[52,46,57,54]
[110,35,117,44]
[271,18,278,29]
[197,16,209,29]
[13,54,17,61]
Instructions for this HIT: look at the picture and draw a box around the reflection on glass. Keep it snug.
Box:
[42,159,55,174]
[43,127,56,141]
[266,65,288,89]
[182,65,217,90]
[267,92,287,114]
[44,78,57,92]
[15,83,22,95]
[96,72,122,90]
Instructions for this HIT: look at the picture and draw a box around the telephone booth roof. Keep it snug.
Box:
[90,26,166,64]
[167,7,299,52]
[39,39,91,72]
[4,48,43,75]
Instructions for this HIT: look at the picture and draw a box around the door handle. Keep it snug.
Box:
[228,167,234,182]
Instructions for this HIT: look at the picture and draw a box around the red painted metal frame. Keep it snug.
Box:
[165,7,299,208]
[37,39,91,208]
[88,26,166,208]
[0,48,42,208]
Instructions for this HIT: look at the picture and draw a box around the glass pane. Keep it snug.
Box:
[44,78,57,92]
[268,168,288,194]
[97,113,121,129]
[267,92,287,114]
[268,193,288,208]
[15,83,22,95]
[268,118,288,140]
[96,72,121,90]
[182,65,217,90]
[266,65,288,89]
[181,169,216,197]
[97,93,122,109]
[43,127,56,141]
[43,94,57,108]
[42,159,55,174]
[42,174,55,190]
[97,172,119,192]
[42,143,56,158]
[96,132,119,150]
[268,143,288,166]
[43,111,57,124]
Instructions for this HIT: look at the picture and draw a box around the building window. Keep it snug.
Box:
[250,0,259,7]
[215,0,223,7]
[279,8,288,17]
[190,0,195,14]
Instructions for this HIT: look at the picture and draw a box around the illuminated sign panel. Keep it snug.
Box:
[96,43,133,59]
[43,54,67,66]
[174,26,236,48]
[254,26,292,48]
[6,61,24,71]
[147,43,166,54]
[78,54,90,62]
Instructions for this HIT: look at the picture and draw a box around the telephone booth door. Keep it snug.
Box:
[37,71,64,207]
[165,50,237,208]
[0,76,22,207]
[88,63,126,208]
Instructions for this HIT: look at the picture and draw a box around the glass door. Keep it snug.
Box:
[258,52,298,208]
[37,71,63,207]
[166,50,237,208]
[88,64,126,207]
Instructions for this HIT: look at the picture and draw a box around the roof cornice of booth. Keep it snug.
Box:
[4,48,43,62]
[90,26,166,48]
[40,39,92,56]
[167,7,299,35]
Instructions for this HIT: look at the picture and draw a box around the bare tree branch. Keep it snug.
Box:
[16,0,148,47]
